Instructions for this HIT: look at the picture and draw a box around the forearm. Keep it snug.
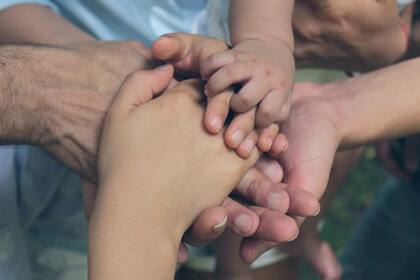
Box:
[88,178,182,280]
[0,4,93,44]
[229,0,294,50]
[330,57,420,148]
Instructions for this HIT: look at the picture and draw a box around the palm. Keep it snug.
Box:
[276,83,340,199]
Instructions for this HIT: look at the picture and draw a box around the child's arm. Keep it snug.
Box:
[229,0,294,51]
[199,1,295,143]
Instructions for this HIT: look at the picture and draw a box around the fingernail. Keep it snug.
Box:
[204,85,210,96]
[212,216,227,232]
[232,130,245,147]
[155,64,171,72]
[243,138,255,154]
[268,192,285,212]
[282,138,289,152]
[290,230,299,241]
[313,205,321,216]
[266,138,273,150]
[209,115,223,132]
[235,215,253,235]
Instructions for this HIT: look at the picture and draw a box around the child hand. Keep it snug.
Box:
[201,38,294,129]
[152,33,285,158]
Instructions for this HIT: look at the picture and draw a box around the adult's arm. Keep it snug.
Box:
[247,56,420,261]
[0,3,93,44]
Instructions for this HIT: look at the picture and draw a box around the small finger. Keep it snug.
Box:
[235,130,258,159]
[204,90,234,133]
[205,61,253,97]
[230,79,271,113]
[255,89,289,128]
[225,108,256,149]
[200,50,236,80]
[257,124,279,152]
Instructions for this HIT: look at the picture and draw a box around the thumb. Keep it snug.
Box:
[151,32,228,75]
[110,64,174,116]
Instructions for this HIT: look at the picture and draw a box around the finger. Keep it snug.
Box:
[222,198,260,237]
[204,90,234,134]
[269,134,288,158]
[255,89,290,128]
[205,61,253,97]
[230,79,271,113]
[235,130,259,159]
[200,50,236,80]
[151,32,228,74]
[249,206,299,243]
[80,178,97,220]
[177,243,189,264]
[184,206,228,247]
[254,155,284,183]
[224,109,256,149]
[235,167,289,213]
[257,124,279,152]
[285,186,321,217]
[240,238,278,264]
[110,65,174,116]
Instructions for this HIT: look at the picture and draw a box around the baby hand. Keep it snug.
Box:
[201,38,295,129]
[152,33,286,157]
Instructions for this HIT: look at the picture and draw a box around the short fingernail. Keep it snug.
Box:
[212,216,227,232]
[313,205,321,216]
[243,138,255,154]
[232,130,245,147]
[204,85,210,96]
[266,138,273,150]
[282,138,289,152]
[209,115,223,132]
[234,214,253,235]
[290,230,299,241]
[268,192,286,212]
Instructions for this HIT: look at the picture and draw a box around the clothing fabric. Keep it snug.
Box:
[342,177,420,280]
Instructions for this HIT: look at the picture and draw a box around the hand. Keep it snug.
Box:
[201,38,294,129]
[294,0,407,71]
[152,33,288,158]
[17,40,156,182]
[239,82,340,262]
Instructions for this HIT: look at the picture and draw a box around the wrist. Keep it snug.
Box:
[0,45,48,144]
[319,80,355,150]
[235,33,294,53]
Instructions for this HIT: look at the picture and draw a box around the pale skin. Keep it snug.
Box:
[90,66,255,280]
[154,0,295,152]
[0,3,321,261]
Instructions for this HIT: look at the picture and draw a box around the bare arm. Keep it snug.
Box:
[0,4,93,44]
[229,0,294,49]
[293,0,407,71]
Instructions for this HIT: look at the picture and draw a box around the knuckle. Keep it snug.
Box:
[245,177,264,201]
[124,40,148,54]
[259,106,276,121]
[234,94,253,111]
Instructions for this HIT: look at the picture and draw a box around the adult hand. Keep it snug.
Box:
[240,82,341,262]
[151,32,320,262]
[11,40,156,181]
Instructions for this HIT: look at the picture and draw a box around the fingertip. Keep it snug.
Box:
[204,113,223,134]
[151,35,181,61]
